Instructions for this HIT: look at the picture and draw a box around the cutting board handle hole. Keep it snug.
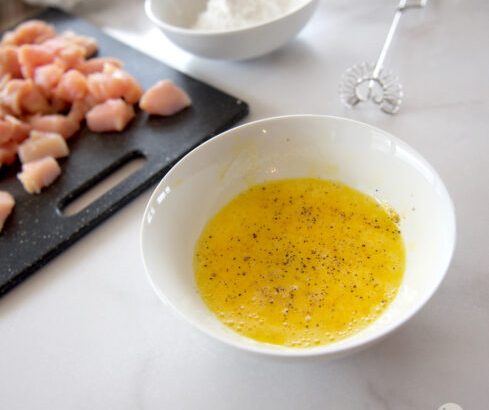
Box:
[59,152,147,217]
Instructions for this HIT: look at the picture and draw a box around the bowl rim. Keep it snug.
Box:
[144,0,318,36]
[140,114,457,357]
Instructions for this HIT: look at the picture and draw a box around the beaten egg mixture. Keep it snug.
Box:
[194,178,405,348]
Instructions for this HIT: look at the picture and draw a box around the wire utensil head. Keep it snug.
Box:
[339,62,404,114]
[339,0,426,115]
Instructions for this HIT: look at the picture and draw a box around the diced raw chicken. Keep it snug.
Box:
[0,141,18,167]
[21,80,51,114]
[18,130,69,164]
[86,98,135,132]
[50,96,70,114]
[39,36,68,55]
[40,37,84,69]
[17,156,61,194]
[0,104,11,119]
[0,73,11,92]
[0,79,50,115]
[0,191,15,232]
[87,68,142,104]
[76,57,122,75]
[1,20,56,47]
[30,113,80,139]
[0,46,21,79]
[86,72,119,102]
[0,115,30,144]
[0,79,25,115]
[55,44,85,70]
[113,70,143,104]
[139,80,191,116]
[4,115,31,143]
[69,98,93,122]
[0,119,14,144]
[0,21,195,203]
[61,31,98,58]
[55,69,88,102]
[33,63,64,94]
[18,44,55,78]
[42,33,97,58]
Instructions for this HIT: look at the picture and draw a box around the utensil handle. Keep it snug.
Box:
[372,0,427,79]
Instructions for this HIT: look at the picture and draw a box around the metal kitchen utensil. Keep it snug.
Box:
[339,0,427,114]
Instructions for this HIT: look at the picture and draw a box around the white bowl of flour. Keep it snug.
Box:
[145,0,319,60]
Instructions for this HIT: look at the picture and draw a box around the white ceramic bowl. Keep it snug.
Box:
[145,0,319,60]
[140,115,456,358]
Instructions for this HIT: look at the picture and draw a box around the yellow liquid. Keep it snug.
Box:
[194,178,405,348]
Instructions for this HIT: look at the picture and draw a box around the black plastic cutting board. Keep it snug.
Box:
[0,8,249,297]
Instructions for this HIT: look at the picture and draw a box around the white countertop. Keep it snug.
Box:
[1,0,488,409]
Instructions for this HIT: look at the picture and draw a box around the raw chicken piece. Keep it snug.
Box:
[0,73,11,92]
[0,141,18,167]
[0,79,25,115]
[56,44,85,70]
[86,98,135,132]
[30,113,80,139]
[41,33,97,58]
[21,80,51,114]
[0,46,21,79]
[1,21,56,47]
[55,69,88,102]
[101,64,142,104]
[39,36,68,55]
[139,80,191,116]
[61,31,97,58]
[34,63,64,94]
[87,68,142,104]
[75,57,123,75]
[0,115,30,144]
[76,57,122,75]
[114,70,143,104]
[50,96,70,114]
[4,115,31,143]
[69,98,93,122]
[0,79,50,115]
[17,156,61,194]
[18,44,55,78]
[18,130,69,164]
[0,104,11,119]
[86,71,120,102]
[0,119,14,144]
[40,37,85,70]
[0,191,15,233]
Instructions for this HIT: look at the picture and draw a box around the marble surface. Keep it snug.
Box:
[1,0,488,409]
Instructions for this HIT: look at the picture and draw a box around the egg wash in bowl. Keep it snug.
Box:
[141,115,455,358]
[194,178,405,348]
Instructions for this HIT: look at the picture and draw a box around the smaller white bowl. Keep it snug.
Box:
[145,0,319,60]
[140,115,456,359]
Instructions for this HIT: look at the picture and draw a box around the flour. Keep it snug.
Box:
[192,0,304,31]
